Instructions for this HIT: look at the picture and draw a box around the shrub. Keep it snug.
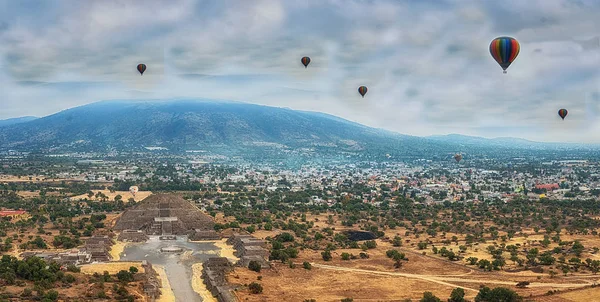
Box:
[322,250,332,261]
[248,260,261,272]
[303,262,312,270]
[249,282,263,294]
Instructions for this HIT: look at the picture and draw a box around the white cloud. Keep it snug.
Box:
[0,0,599,143]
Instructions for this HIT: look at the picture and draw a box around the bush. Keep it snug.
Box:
[248,260,262,272]
[129,266,138,274]
[116,270,134,283]
[420,291,441,302]
[249,282,263,294]
[66,264,80,273]
[341,253,351,260]
[64,274,76,283]
[44,290,59,302]
[322,250,332,261]
[303,262,312,270]
[341,299,354,302]
[21,288,32,297]
[516,281,529,288]
[475,286,521,302]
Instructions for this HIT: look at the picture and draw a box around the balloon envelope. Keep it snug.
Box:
[454,154,463,163]
[489,37,520,73]
[558,109,568,120]
[137,64,146,75]
[129,186,139,195]
[301,57,311,68]
[358,86,368,97]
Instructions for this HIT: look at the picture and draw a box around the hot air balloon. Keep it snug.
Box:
[558,109,568,120]
[454,154,463,163]
[129,186,139,197]
[358,86,368,98]
[137,64,146,75]
[489,37,520,74]
[301,57,311,68]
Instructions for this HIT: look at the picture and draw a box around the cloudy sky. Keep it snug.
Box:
[1,0,600,143]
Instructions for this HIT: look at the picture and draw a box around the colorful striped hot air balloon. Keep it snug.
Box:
[558,109,568,120]
[137,64,146,75]
[489,37,520,74]
[301,56,311,68]
[358,86,368,98]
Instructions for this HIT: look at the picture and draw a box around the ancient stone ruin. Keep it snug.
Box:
[141,260,162,299]
[114,194,216,236]
[227,233,269,268]
[117,229,149,242]
[202,257,238,302]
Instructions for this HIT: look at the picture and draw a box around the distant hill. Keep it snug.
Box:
[0,99,456,158]
[427,134,600,150]
[2,100,597,160]
[0,116,38,127]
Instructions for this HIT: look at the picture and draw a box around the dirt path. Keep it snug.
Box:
[310,263,480,292]
[310,263,595,292]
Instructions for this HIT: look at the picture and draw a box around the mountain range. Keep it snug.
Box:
[0,116,38,127]
[0,100,597,158]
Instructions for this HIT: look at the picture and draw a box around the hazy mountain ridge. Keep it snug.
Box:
[1,100,597,158]
[0,100,452,157]
[427,134,600,150]
[0,116,38,127]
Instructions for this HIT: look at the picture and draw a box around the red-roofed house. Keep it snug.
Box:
[535,183,559,191]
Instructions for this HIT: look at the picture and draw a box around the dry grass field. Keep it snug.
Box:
[70,189,152,202]
[80,261,143,274]
[227,213,600,301]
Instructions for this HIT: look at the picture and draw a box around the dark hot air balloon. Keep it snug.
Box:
[558,109,568,120]
[454,154,463,163]
[301,57,311,68]
[489,37,520,74]
[358,86,368,98]
[137,64,146,75]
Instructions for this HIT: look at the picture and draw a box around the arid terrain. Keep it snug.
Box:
[228,213,600,302]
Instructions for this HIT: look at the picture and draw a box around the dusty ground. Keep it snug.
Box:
[16,190,63,198]
[69,189,152,202]
[226,213,600,302]
[154,264,176,302]
[213,238,240,262]
[554,286,600,301]
[80,261,143,275]
[0,175,49,182]
[110,240,129,261]
[230,262,463,302]
[1,278,147,302]
[192,263,218,302]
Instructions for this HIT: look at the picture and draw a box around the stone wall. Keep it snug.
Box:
[117,230,149,242]
[202,257,238,302]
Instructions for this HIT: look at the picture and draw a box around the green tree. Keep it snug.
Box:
[116,270,134,283]
[420,291,441,302]
[475,286,521,302]
[448,288,466,302]
[322,250,332,261]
